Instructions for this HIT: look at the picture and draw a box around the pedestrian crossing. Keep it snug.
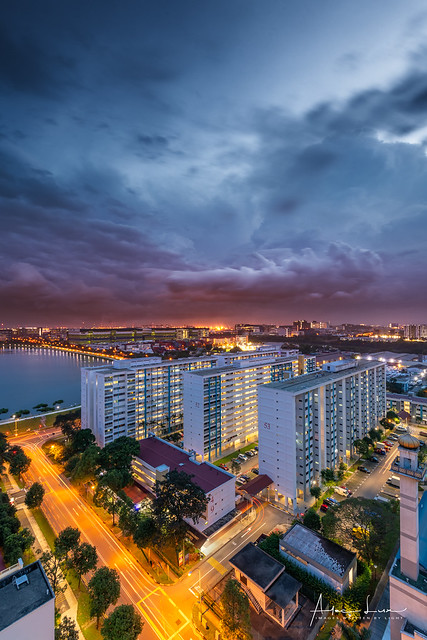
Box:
[207,557,227,575]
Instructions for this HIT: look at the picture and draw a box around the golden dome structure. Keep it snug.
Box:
[397,433,420,449]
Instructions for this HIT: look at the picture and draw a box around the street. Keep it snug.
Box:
[11,429,290,640]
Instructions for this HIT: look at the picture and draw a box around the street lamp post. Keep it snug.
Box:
[12,415,18,437]
[188,568,202,605]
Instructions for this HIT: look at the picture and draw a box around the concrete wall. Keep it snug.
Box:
[0,597,55,640]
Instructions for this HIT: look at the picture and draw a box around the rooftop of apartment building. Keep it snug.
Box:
[387,392,427,405]
[82,355,215,375]
[0,561,54,632]
[185,354,303,378]
[135,436,233,493]
[280,523,356,578]
[263,359,384,394]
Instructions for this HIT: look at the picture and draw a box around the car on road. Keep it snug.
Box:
[369,456,379,463]
[358,466,371,474]
[320,503,329,512]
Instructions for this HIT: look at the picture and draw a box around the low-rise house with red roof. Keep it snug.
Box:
[132,435,236,532]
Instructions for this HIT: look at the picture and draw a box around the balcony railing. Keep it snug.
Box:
[390,460,426,480]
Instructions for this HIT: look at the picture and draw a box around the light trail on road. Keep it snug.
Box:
[15,433,195,640]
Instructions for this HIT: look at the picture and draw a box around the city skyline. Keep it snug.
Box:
[3,1,427,325]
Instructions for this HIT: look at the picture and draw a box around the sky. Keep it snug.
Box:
[2,1,427,327]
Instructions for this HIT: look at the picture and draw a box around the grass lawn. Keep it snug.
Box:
[315,615,336,640]
[213,442,258,466]
[0,407,80,436]
[14,475,25,489]
[32,507,57,550]
[0,476,5,492]
[66,569,102,640]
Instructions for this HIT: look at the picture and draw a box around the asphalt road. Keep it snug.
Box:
[11,429,289,640]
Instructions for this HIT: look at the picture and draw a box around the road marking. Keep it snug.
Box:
[207,557,227,575]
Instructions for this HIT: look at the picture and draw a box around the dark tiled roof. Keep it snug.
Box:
[265,572,301,609]
[280,524,356,577]
[238,474,273,496]
[136,437,233,493]
[229,542,284,590]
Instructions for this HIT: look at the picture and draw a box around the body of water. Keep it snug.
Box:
[0,347,107,420]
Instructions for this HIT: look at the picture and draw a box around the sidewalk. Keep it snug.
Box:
[6,471,84,639]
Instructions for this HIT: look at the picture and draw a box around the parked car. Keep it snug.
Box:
[238,454,248,462]
[254,445,259,451]
[219,463,229,470]
[369,456,379,463]
[320,503,329,512]
[324,498,338,507]
[246,450,255,457]
[358,466,371,474]
[389,435,399,441]
[236,478,246,485]
[335,486,351,497]
[251,468,259,475]
[384,441,393,447]
[374,448,387,455]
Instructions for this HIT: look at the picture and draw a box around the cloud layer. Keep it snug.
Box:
[2,1,427,325]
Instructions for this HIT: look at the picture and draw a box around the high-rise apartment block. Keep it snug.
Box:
[258,360,386,511]
[82,347,294,447]
[183,355,316,460]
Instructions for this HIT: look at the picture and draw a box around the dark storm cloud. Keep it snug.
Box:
[2,1,427,324]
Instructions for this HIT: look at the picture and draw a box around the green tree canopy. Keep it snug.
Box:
[6,446,31,477]
[69,429,95,455]
[71,542,98,587]
[320,468,336,484]
[303,508,322,531]
[220,579,252,640]
[322,497,398,565]
[133,515,157,562]
[40,550,66,595]
[55,615,79,640]
[3,528,34,564]
[25,482,45,509]
[118,503,139,539]
[55,527,81,560]
[101,604,143,640]
[88,567,121,629]
[0,433,9,474]
[153,469,209,562]
[99,437,139,474]
[70,445,101,482]
[354,439,370,457]
[310,486,321,500]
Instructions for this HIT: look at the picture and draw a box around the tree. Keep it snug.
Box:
[220,579,252,640]
[70,445,100,482]
[0,433,9,474]
[322,497,398,565]
[320,468,335,484]
[153,470,209,563]
[3,528,34,564]
[25,482,45,509]
[133,516,157,562]
[310,486,321,500]
[40,550,66,595]
[118,503,139,539]
[230,459,241,475]
[55,616,79,640]
[354,440,369,457]
[71,542,98,587]
[6,446,31,477]
[99,437,139,474]
[95,485,124,526]
[88,567,121,629]
[55,527,81,561]
[386,410,399,422]
[69,429,95,455]
[303,508,321,531]
[101,604,143,640]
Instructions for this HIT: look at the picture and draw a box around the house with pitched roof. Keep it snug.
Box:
[229,542,301,628]
[279,523,357,594]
